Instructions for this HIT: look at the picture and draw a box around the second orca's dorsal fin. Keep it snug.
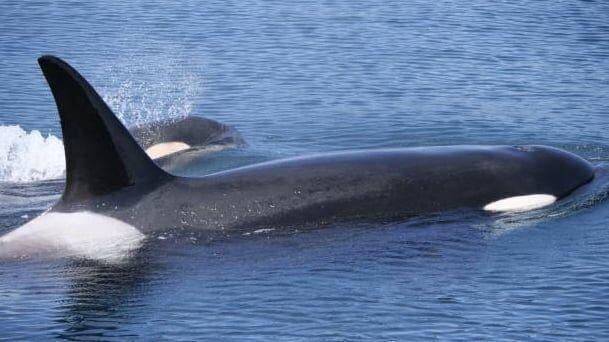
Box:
[38,55,170,203]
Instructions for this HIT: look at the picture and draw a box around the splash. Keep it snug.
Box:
[100,55,202,127]
[0,55,203,183]
[0,125,65,183]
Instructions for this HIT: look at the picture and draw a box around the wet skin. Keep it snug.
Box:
[37,55,595,234]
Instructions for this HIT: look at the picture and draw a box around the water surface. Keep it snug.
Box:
[1,0,609,340]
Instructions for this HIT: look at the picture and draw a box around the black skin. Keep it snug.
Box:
[58,145,594,233]
[128,115,245,170]
[37,55,595,234]
[128,116,244,151]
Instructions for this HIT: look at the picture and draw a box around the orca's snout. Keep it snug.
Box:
[528,145,594,197]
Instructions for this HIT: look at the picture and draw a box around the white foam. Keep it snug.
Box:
[0,125,65,183]
[483,194,557,212]
[243,228,276,236]
[0,211,144,263]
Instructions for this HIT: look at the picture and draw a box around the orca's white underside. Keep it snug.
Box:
[0,212,144,263]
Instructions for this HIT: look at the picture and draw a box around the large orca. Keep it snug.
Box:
[0,56,595,262]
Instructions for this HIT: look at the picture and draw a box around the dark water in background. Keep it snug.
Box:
[1,0,609,340]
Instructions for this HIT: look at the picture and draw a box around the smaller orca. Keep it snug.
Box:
[128,115,244,160]
[0,56,595,262]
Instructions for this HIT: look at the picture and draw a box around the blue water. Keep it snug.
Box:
[2,0,609,340]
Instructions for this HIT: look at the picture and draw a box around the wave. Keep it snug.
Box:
[0,125,65,183]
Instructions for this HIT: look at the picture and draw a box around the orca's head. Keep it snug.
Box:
[516,145,594,197]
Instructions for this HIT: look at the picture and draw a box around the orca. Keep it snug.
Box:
[128,115,244,160]
[0,56,595,261]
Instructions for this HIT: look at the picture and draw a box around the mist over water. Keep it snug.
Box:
[1,0,609,340]
[101,53,204,127]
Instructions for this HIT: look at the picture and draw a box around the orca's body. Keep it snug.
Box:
[55,144,593,232]
[0,56,595,261]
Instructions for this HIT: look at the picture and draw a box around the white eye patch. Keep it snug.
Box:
[145,141,191,159]
[483,194,557,212]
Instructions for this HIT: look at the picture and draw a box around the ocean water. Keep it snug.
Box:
[1,0,609,340]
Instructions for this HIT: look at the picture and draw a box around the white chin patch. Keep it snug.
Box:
[483,194,557,213]
[0,211,144,263]
[145,141,190,159]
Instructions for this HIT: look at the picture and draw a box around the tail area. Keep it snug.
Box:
[38,55,170,203]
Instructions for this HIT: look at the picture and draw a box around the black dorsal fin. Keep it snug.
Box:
[38,55,170,203]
